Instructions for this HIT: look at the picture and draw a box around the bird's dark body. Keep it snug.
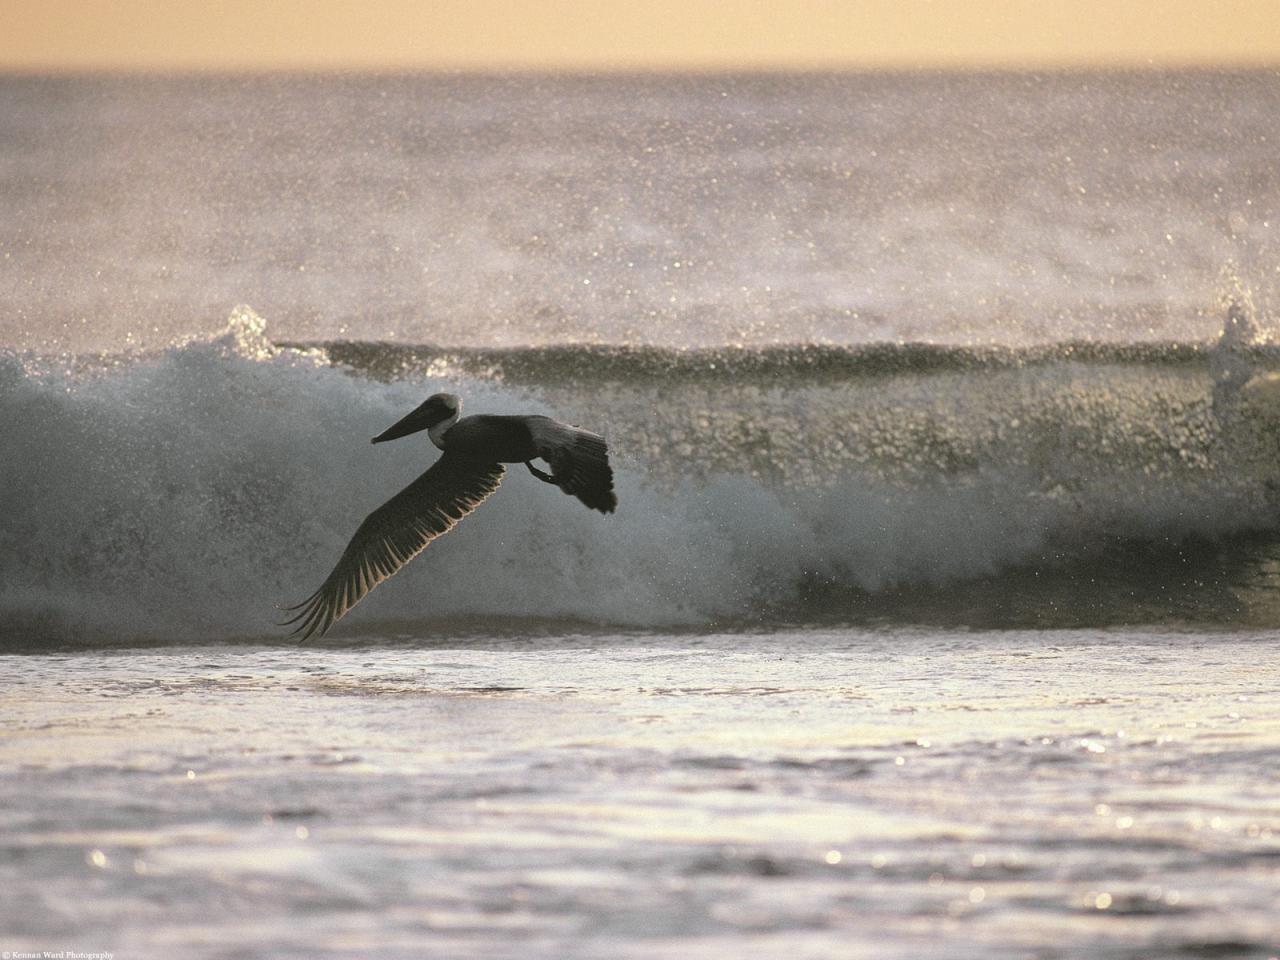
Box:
[283,393,615,640]
[441,414,543,462]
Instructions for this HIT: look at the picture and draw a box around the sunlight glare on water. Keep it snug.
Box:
[2,630,1278,959]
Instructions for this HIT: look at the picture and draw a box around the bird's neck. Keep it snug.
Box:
[428,413,458,450]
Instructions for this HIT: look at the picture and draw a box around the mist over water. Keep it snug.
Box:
[1,72,1278,352]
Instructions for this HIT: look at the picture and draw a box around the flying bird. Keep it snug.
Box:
[282,393,616,639]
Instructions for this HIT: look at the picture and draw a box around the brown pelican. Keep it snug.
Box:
[282,393,616,639]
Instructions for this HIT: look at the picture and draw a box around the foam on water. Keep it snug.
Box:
[6,306,1280,645]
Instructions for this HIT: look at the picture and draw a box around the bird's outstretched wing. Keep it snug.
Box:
[528,418,617,513]
[281,453,505,640]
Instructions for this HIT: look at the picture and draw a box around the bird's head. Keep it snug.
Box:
[371,392,461,445]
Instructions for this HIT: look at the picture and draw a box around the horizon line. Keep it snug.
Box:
[3,59,1279,78]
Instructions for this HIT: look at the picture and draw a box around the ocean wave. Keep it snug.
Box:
[5,307,1280,646]
[299,337,1265,384]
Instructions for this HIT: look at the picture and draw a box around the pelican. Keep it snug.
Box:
[282,393,616,639]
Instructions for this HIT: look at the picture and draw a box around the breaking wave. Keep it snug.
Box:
[6,306,1280,647]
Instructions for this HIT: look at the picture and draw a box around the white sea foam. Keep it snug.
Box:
[4,311,1280,643]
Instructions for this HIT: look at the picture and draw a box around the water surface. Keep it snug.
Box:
[4,631,1278,959]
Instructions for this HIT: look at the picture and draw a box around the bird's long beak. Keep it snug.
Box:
[371,402,434,444]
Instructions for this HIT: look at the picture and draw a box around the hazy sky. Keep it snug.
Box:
[1,0,1278,72]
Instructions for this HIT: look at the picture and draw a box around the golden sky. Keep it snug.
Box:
[1,0,1278,72]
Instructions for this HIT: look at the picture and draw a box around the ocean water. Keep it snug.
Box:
[4,635,1279,959]
[2,73,1280,958]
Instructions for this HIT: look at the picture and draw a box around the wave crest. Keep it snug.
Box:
[5,309,1280,645]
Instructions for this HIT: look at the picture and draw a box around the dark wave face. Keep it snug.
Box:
[5,307,1280,646]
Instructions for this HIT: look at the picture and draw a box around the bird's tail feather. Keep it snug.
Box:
[555,432,618,513]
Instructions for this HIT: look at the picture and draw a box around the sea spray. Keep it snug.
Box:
[5,309,1280,644]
